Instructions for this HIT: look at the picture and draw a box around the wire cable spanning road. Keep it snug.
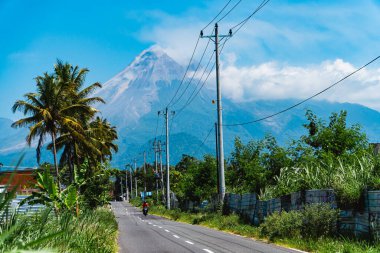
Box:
[111,202,302,253]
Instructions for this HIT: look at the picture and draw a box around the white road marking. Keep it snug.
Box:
[173,235,180,239]
[148,222,152,225]
[153,225,157,227]
[203,249,214,253]
[158,226,162,228]
[164,229,170,232]
[185,241,194,245]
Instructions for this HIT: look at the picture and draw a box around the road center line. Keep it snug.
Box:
[173,235,180,239]
[203,249,214,253]
[164,229,170,232]
[185,241,194,245]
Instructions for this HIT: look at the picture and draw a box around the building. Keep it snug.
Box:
[0,167,37,194]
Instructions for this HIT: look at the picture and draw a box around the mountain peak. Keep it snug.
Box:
[130,45,174,69]
[95,45,184,125]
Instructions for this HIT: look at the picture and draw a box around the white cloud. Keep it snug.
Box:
[217,59,380,111]
[134,0,380,111]
[136,0,380,66]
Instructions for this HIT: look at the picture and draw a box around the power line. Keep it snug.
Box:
[166,0,240,108]
[179,50,215,109]
[230,0,270,34]
[166,36,201,108]
[216,0,243,23]
[224,55,380,127]
[153,113,160,141]
[202,0,233,31]
[175,37,231,118]
[189,125,215,157]
[200,125,215,148]
[170,38,212,108]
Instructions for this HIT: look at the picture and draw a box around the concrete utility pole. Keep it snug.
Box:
[134,159,137,198]
[163,107,175,209]
[215,122,220,194]
[125,166,129,202]
[158,140,165,201]
[129,165,133,199]
[201,23,231,203]
[120,177,124,201]
[154,140,158,202]
[143,151,147,200]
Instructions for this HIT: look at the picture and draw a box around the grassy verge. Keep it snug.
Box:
[1,207,118,253]
[131,200,380,253]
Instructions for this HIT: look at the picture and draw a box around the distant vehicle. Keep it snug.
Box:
[0,185,6,194]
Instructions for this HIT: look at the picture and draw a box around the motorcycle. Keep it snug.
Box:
[143,206,148,216]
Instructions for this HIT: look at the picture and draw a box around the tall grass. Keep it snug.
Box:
[1,207,118,253]
[260,155,376,204]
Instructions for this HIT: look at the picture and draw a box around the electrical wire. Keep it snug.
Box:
[189,125,215,157]
[166,36,201,108]
[230,0,270,36]
[224,55,380,127]
[153,113,160,141]
[175,37,231,118]
[200,125,215,148]
[216,0,243,23]
[202,0,233,30]
[166,0,239,108]
[181,50,215,109]
[170,38,212,108]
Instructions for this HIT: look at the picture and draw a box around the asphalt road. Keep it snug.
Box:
[111,201,303,253]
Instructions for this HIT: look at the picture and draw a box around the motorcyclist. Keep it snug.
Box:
[142,200,149,215]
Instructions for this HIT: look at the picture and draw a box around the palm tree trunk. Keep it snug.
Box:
[68,147,74,184]
[52,131,61,192]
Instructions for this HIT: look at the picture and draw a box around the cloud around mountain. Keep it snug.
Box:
[216,59,380,111]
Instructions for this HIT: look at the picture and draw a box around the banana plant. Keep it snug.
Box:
[21,166,78,215]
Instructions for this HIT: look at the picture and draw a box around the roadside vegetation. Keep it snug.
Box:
[131,110,380,252]
[1,61,119,252]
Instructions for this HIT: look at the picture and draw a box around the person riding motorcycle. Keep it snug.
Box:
[142,201,149,216]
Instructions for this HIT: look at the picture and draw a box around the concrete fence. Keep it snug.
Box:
[224,189,380,240]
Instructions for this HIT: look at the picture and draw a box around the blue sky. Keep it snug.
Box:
[1,0,380,119]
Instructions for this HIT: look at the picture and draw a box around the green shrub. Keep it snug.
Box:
[260,204,339,241]
[302,204,339,238]
[259,210,303,241]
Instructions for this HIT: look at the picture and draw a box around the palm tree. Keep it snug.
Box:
[87,117,118,163]
[12,60,118,188]
[52,61,107,182]
[12,73,64,190]
[12,63,91,190]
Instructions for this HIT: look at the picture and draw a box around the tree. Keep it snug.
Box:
[52,61,107,182]
[299,110,369,160]
[12,72,84,190]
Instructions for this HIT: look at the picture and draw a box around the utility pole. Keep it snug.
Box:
[154,140,158,203]
[134,159,137,198]
[158,140,164,202]
[120,176,124,201]
[201,23,231,203]
[129,164,133,199]
[163,107,175,209]
[143,151,147,200]
[125,166,129,202]
[215,122,220,195]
